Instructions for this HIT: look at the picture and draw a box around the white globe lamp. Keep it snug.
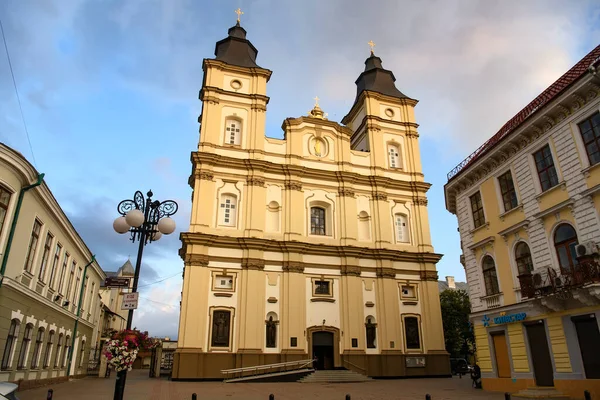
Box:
[158,217,176,235]
[125,209,144,228]
[113,216,130,234]
[152,231,163,241]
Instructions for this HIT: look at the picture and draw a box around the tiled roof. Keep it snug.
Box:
[447,44,600,182]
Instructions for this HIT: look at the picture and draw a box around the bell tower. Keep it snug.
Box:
[198,9,272,156]
[342,43,423,179]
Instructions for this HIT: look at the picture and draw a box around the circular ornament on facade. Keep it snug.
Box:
[230,80,242,90]
[385,108,395,118]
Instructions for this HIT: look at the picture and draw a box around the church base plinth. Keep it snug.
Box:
[171,350,450,380]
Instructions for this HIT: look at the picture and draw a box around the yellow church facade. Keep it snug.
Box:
[173,18,449,380]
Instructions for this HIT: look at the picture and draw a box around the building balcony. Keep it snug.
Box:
[517,260,600,310]
[481,292,503,309]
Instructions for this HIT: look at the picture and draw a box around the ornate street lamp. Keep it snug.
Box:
[111,190,177,400]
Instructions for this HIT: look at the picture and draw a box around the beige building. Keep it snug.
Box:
[444,45,600,398]
[0,143,106,389]
[173,20,448,380]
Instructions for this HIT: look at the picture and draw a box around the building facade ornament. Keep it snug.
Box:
[241,258,265,270]
[338,188,355,197]
[282,261,304,273]
[372,192,388,201]
[246,176,265,187]
[341,265,361,276]
[198,171,214,181]
[284,181,303,191]
[420,270,439,281]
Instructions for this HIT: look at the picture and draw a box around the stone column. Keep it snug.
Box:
[280,261,306,357]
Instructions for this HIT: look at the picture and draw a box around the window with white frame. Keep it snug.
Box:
[225,118,241,145]
[31,327,45,369]
[395,214,409,243]
[219,194,238,227]
[1,319,20,370]
[311,207,326,235]
[482,255,500,296]
[533,144,559,192]
[388,144,401,169]
[17,323,33,369]
[43,330,54,369]
[0,186,12,237]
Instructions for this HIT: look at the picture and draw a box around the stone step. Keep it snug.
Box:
[512,387,570,399]
[299,369,372,383]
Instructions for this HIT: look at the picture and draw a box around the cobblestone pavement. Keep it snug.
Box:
[17,371,504,400]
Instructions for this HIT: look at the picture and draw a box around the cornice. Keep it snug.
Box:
[180,232,443,264]
[241,257,265,270]
[419,270,439,281]
[190,152,432,194]
[246,176,265,187]
[0,144,104,279]
[200,86,270,105]
[202,58,273,80]
[352,116,419,142]
[445,78,600,214]
[282,117,354,138]
[342,90,419,125]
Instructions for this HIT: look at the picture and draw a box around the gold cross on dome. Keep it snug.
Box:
[235,8,244,22]
[368,40,376,54]
[313,96,320,106]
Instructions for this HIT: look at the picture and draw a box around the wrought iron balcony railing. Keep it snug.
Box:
[519,260,600,300]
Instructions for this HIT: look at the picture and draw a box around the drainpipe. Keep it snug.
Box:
[0,173,45,288]
[67,255,96,376]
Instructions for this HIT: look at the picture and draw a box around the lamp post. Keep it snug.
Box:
[111,190,178,400]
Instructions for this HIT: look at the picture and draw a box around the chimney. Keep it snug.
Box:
[446,276,455,289]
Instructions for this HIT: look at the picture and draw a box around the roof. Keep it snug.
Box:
[353,53,412,103]
[447,44,600,182]
[438,280,469,293]
[213,22,260,68]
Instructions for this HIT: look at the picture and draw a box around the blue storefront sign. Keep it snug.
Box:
[482,312,526,327]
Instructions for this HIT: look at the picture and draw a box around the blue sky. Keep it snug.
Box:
[1,0,599,338]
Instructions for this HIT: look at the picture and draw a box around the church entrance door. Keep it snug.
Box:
[312,331,334,370]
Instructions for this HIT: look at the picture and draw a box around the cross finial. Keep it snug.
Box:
[313,96,320,107]
[235,8,244,23]
[368,40,376,55]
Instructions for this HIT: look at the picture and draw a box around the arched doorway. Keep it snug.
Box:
[312,331,334,370]
[307,326,340,370]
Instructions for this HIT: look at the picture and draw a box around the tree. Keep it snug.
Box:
[439,289,475,358]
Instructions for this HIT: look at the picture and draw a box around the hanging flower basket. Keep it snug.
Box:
[103,329,158,372]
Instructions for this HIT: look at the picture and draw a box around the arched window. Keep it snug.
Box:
[31,327,45,369]
[365,316,377,349]
[54,333,63,368]
[554,224,578,273]
[43,330,54,369]
[395,214,409,243]
[310,207,326,235]
[17,323,33,369]
[1,319,20,370]
[358,211,371,241]
[219,194,238,227]
[515,242,534,276]
[79,340,86,367]
[225,118,241,145]
[62,336,70,368]
[265,313,278,348]
[482,256,500,296]
[388,144,401,169]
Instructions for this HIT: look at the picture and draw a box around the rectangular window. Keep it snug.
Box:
[31,328,44,369]
[351,338,358,348]
[211,310,231,347]
[66,260,76,300]
[1,320,19,370]
[0,187,11,236]
[404,316,421,350]
[578,112,600,166]
[81,276,89,314]
[290,337,297,347]
[89,282,96,319]
[498,170,518,212]
[49,243,62,289]
[58,253,69,295]
[54,335,63,368]
[469,192,485,229]
[74,267,82,304]
[533,144,559,191]
[310,207,326,235]
[24,219,43,273]
[314,280,331,296]
[38,232,54,283]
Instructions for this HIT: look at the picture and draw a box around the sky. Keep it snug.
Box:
[1,0,599,339]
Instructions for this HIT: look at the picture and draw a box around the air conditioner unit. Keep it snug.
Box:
[576,241,599,257]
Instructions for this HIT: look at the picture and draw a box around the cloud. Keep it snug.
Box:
[133,279,181,338]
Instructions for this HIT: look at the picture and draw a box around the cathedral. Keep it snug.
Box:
[173,14,449,379]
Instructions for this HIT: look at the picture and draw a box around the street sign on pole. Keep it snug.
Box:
[105,277,130,288]
[121,292,139,310]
